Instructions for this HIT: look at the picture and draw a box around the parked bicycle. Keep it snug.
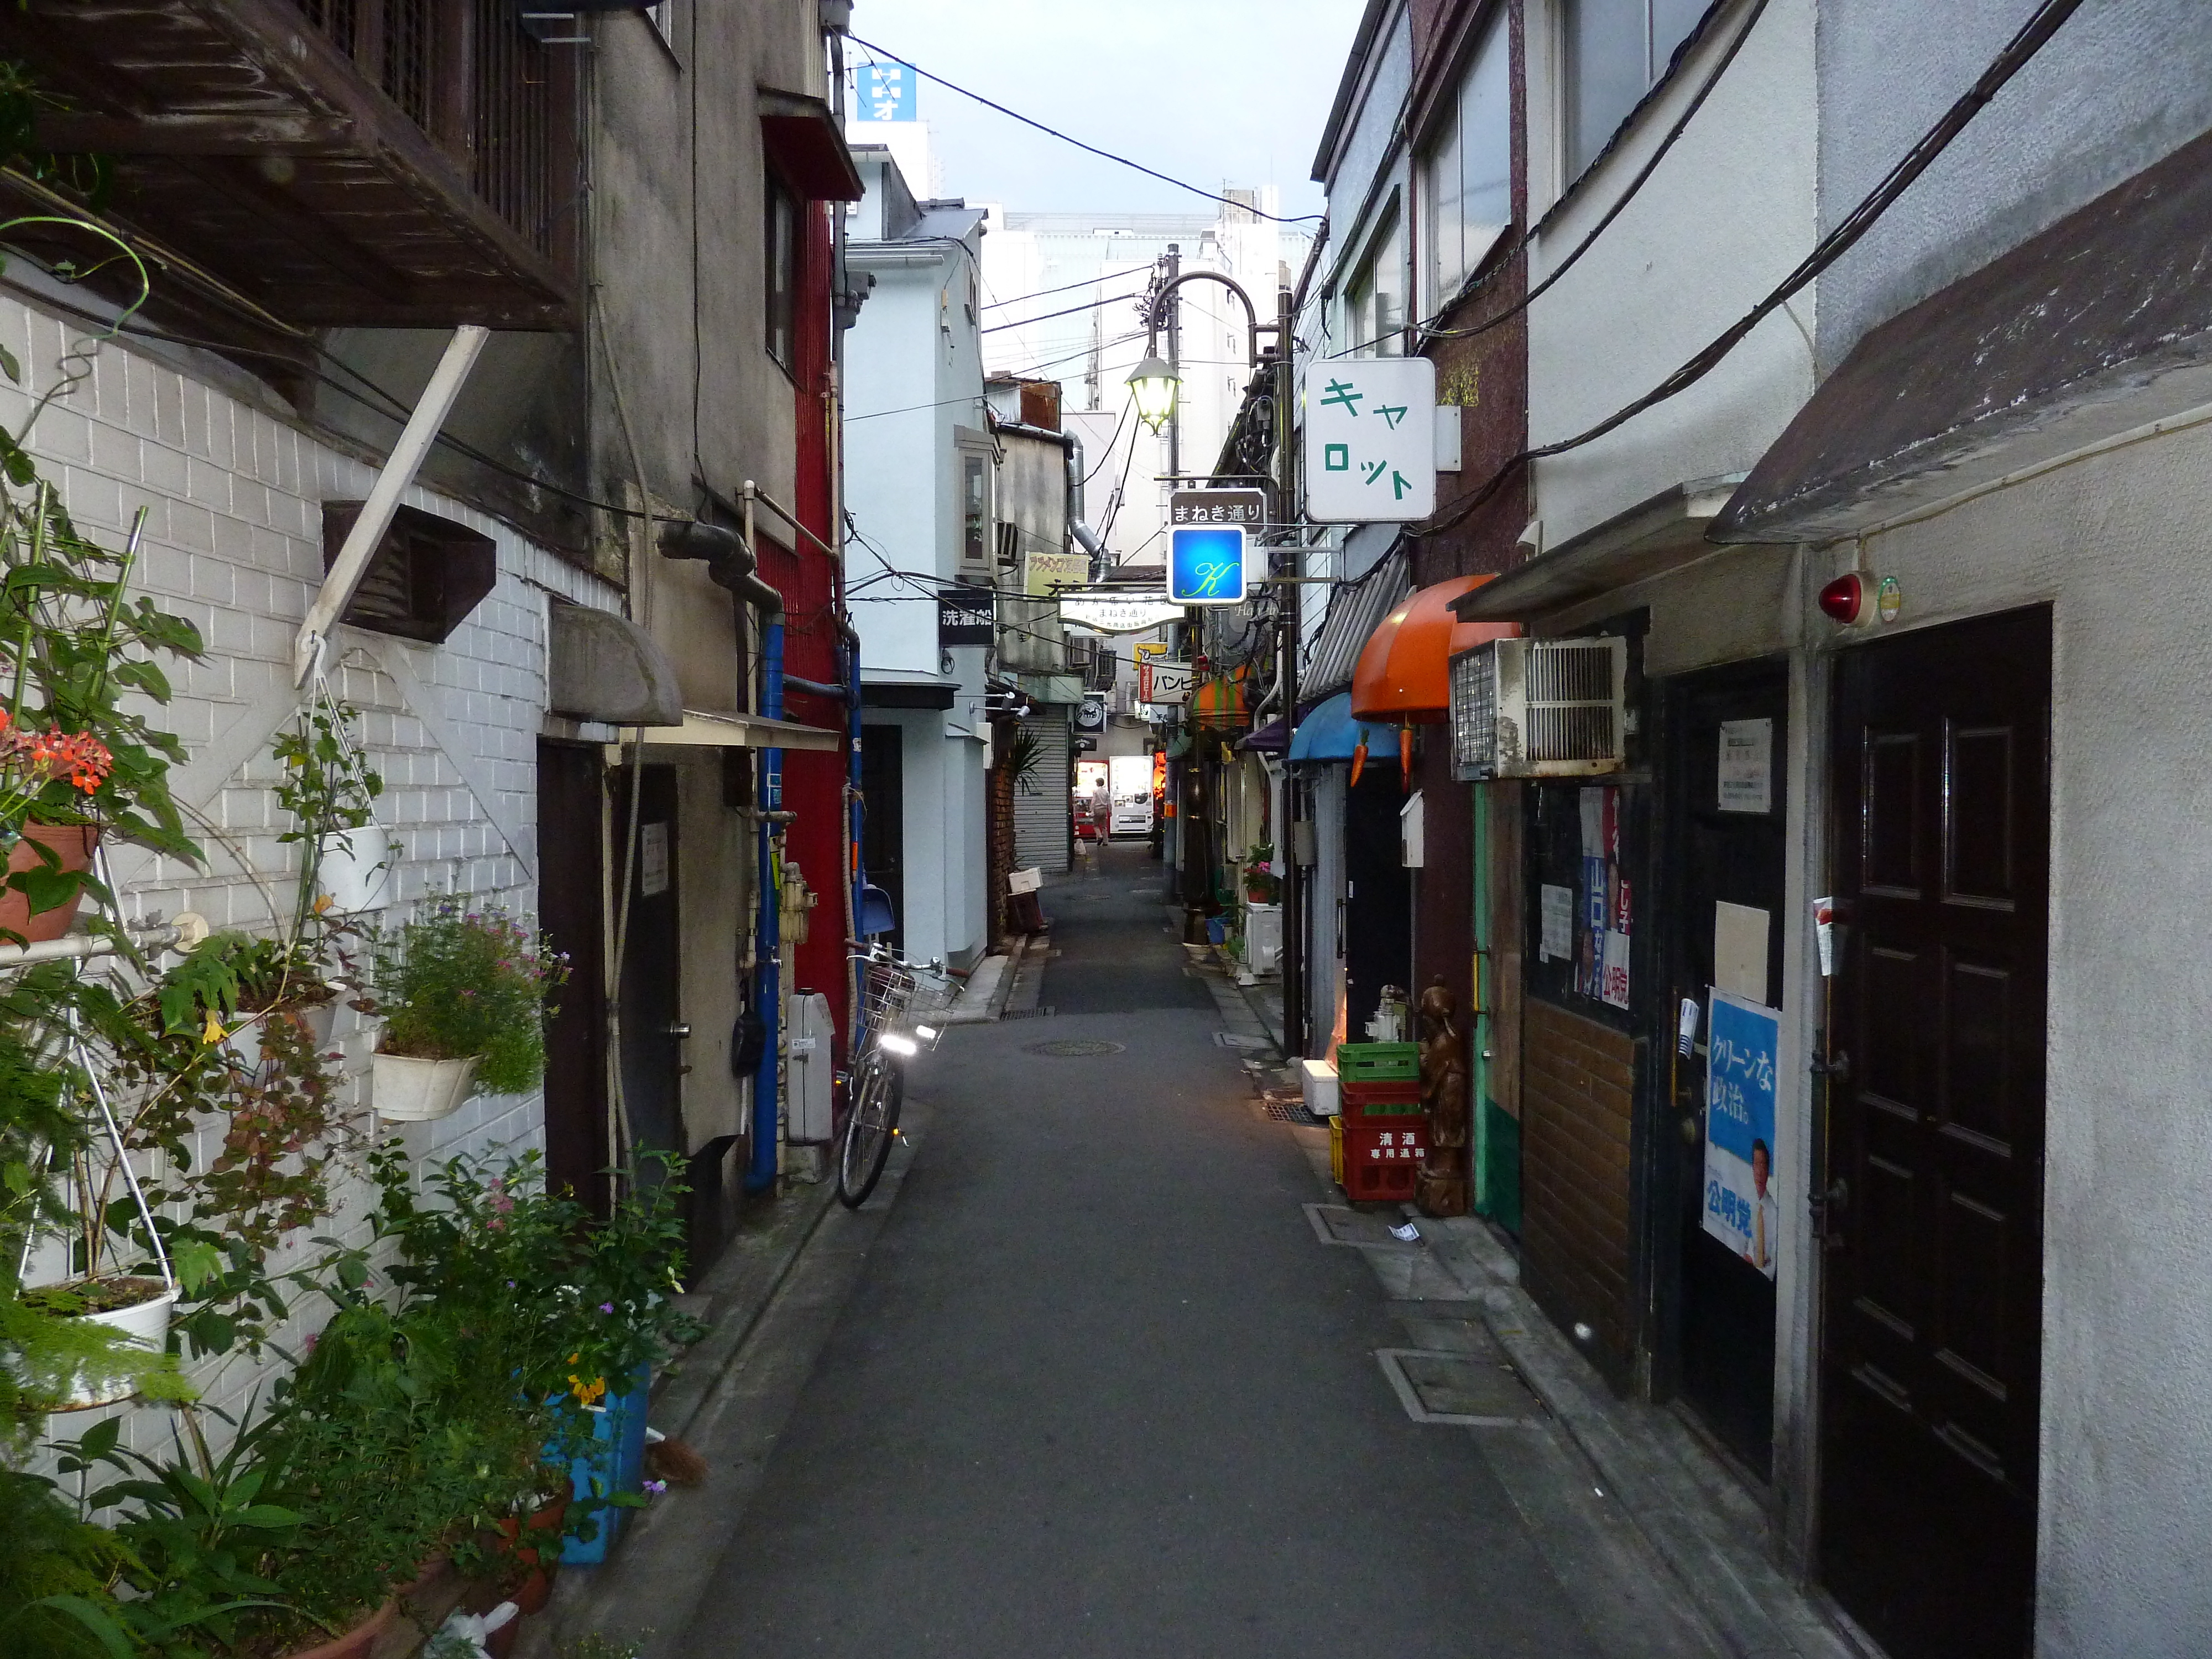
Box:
[836,942,948,1208]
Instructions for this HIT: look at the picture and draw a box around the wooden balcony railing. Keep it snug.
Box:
[0,0,580,329]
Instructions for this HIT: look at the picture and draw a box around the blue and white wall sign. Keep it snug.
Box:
[1703,988,1781,1280]
[855,61,916,122]
[1168,529,1256,606]
[1168,525,1247,605]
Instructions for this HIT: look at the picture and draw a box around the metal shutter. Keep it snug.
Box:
[1013,713,1072,874]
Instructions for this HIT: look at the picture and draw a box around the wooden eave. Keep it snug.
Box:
[0,0,579,330]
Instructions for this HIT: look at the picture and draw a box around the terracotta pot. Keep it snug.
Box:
[0,823,98,942]
[276,1598,395,1659]
[486,1613,523,1659]
[508,1567,552,1617]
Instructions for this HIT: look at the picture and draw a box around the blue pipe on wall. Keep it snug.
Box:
[746,617,786,1193]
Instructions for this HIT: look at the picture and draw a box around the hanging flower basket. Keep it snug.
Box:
[0,821,98,942]
[18,1275,178,1407]
[317,822,395,913]
[371,1051,481,1121]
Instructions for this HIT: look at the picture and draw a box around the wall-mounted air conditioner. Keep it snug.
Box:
[1451,637,1627,780]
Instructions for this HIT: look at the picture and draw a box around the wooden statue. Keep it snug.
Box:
[1416,975,1472,1217]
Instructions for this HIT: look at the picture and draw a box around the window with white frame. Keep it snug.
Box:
[1421,6,1512,310]
[648,2,672,43]
[1562,0,1709,181]
[1341,206,1405,357]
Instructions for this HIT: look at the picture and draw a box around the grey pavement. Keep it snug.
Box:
[545,842,1844,1658]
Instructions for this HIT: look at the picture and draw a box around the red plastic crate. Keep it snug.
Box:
[1338,1114,1427,1202]
[1340,1078,1423,1123]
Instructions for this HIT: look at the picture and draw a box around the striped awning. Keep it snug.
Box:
[1302,542,1410,699]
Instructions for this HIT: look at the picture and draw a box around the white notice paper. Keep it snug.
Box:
[1540,884,1574,962]
[640,822,670,897]
[1600,930,1631,1009]
[1713,901,1770,1003]
[1717,718,1773,813]
[1578,787,1605,856]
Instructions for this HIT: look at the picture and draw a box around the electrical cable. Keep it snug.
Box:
[1326,0,1771,361]
[982,260,1157,311]
[980,286,1149,335]
[1408,0,2090,541]
[849,35,1322,227]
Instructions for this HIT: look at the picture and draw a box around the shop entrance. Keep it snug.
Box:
[1341,765,1411,1041]
[1659,660,1788,1476]
[1820,606,2049,1659]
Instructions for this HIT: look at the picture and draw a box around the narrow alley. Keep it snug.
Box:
[543,846,1823,1659]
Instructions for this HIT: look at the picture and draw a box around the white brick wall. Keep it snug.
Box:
[0,295,622,1454]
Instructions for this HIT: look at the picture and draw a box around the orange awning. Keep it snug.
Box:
[1350,575,1518,723]
[1189,668,1248,726]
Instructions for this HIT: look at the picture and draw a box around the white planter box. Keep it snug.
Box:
[221,998,340,1073]
[371,1051,481,1121]
[319,824,395,912]
[58,1279,176,1406]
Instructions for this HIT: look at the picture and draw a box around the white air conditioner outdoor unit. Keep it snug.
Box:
[1451,637,1627,780]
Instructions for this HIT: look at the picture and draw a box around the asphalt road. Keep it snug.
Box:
[677,842,1602,1657]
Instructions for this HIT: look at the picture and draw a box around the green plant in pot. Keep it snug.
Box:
[1242,843,1280,905]
[275,697,387,925]
[366,902,566,1123]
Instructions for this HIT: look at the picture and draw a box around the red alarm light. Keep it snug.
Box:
[1818,572,1866,625]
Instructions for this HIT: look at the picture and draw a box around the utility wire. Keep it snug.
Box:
[1410,0,2090,541]
[983,260,1157,311]
[981,286,1149,335]
[849,36,1322,227]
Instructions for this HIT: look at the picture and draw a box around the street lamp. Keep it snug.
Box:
[1126,353,1180,431]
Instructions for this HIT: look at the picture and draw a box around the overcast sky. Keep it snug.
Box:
[842,1,1366,220]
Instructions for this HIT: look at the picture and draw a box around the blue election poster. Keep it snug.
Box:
[1703,988,1780,1280]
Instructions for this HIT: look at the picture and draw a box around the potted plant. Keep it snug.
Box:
[275,697,388,920]
[367,902,566,1121]
[0,487,203,943]
[1243,844,1281,905]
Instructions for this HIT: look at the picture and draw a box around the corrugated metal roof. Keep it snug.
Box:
[1302,543,1409,698]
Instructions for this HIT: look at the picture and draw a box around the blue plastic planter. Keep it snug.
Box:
[556,1363,651,1564]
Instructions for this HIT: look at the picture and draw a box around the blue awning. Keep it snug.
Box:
[1288,692,1396,763]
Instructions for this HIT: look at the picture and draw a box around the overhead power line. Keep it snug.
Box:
[1411,0,2091,541]
[980,288,1148,335]
[849,36,1322,228]
[983,261,1157,311]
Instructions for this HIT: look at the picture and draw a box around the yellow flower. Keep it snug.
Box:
[202,1010,225,1045]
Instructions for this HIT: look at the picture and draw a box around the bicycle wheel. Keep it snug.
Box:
[836,1051,904,1208]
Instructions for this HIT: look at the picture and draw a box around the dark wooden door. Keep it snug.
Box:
[1342,767,1412,1040]
[538,741,608,1212]
[861,724,905,952]
[1821,606,2049,1659]
[1662,660,1788,1476]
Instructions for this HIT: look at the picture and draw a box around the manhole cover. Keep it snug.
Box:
[1378,1349,1545,1427]
[1025,1039,1124,1057]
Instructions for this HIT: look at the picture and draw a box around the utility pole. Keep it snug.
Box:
[1274,281,1304,1059]
[1164,243,1181,482]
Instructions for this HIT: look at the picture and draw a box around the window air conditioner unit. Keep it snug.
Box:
[1451,637,1627,780]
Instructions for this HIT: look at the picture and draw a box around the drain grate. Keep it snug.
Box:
[1261,1090,1317,1124]
[1002,1006,1057,1020]
[1024,1037,1123,1057]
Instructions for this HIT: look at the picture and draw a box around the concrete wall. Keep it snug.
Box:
[1812,0,2212,371]
[1523,0,1817,546]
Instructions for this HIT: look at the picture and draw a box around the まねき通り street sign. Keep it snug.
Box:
[1305,357,1438,523]
[1168,525,1246,605]
[1169,487,1266,528]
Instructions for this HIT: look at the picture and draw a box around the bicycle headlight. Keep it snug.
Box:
[879,1032,919,1057]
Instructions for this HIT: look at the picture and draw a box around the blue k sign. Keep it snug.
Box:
[1169,525,1246,606]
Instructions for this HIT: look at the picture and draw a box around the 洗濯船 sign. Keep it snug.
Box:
[937,585,994,648]
[1305,357,1438,523]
